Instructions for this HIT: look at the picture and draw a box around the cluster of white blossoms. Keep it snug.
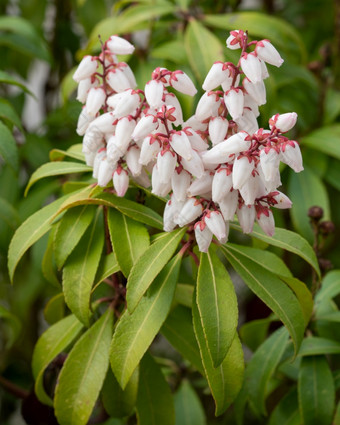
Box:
[73,30,303,252]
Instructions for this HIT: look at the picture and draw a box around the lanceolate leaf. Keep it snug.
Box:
[126,227,186,312]
[0,98,23,130]
[136,353,175,425]
[161,305,204,375]
[192,295,244,416]
[49,144,85,162]
[32,314,84,406]
[25,162,92,195]
[301,125,340,160]
[54,309,114,425]
[0,196,20,229]
[298,356,335,425]
[0,120,18,171]
[93,252,120,291]
[298,337,340,357]
[196,248,238,367]
[63,208,104,326]
[315,270,340,304]
[111,254,181,389]
[281,276,313,325]
[221,245,305,355]
[0,70,33,94]
[0,305,21,349]
[108,208,150,277]
[268,387,300,425]
[245,327,289,416]
[230,223,320,278]
[54,205,96,269]
[239,317,273,352]
[174,283,194,308]
[174,380,206,425]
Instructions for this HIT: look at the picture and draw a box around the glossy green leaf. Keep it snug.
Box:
[174,283,194,308]
[298,356,335,425]
[111,254,181,388]
[230,223,320,277]
[152,39,188,64]
[54,205,96,269]
[174,380,206,425]
[298,337,340,356]
[239,317,273,352]
[0,70,33,94]
[126,227,186,312]
[268,387,300,425]
[193,297,244,416]
[221,245,305,355]
[108,208,149,277]
[315,270,340,304]
[281,276,313,325]
[49,144,85,162]
[136,353,175,425]
[316,311,340,322]
[43,293,65,325]
[102,367,139,419]
[203,12,306,62]
[161,305,204,375]
[42,226,60,287]
[32,314,84,405]
[0,305,21,349]
[196,248,238,367]
[0,98,23,130]
[245,327,289,416]
[25,161,92,195]
[288,166,330,241]
[0,196,20,229]
[334,403,340,425]
[93,252,120,290]
[184,19,224,82]
[54,309,114,425]
[52,185,97,217]
[63,208,104,326]
[0,120,18,171]
[302,125,340,160]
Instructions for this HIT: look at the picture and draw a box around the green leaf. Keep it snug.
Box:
[42,226,60,287]
[161,305,204,375]
[8,192,71,281]
[174,380,206,425]
[268,387,300,425]
[126,227,186,311]
[152,39,188,64]
[239,317,273,352]
[93,252,120,290]
[136,353,175,425]
[184,19,224,82]
[221,245,305,355]
[315,270,340,304]
[61,67,78,103]
[0,196,20,229]
[174,283,194,308]
[63,208,104,326]
[54,205,96,269]
[302,125,340,160]
[25,162,92,195]
[102,367,139,419]
[49,144,85,162]
[298,356,335,425]
[288,166,330,241]
[281,276,313,325]
[225,243,293,278]
[54,309,114,425]
[230,222,320,278]
[111,254,181,388]
[316,311,340,323]
[43,293,65,325]
[0,305,21,349]
[108,208,150,277]
[196,248,238,367]
[0,70,33,94]
[0,120,18,171]
[0,98,23,130]
[298,337,340,356]
[245,327,289,416]
[203,12,306,63]
[32,314,84,405]
[192,298,244,416]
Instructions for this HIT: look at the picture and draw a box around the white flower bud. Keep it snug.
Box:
[157,150,177,184]
[139,137,161,165]
[232,156,254,190]
[170,71,197,96]
[92,148,107,178]
[202,132,251,165]
[175,198,203,227]
[235,108,259,135]
[244,94,260,117]
[202,62,230,91]
[221,73,239,92]
[269,112,298,133]
[194,221,213,253]
[107,35,135,55]
[240,52,263,84]
[89,112,116,134]
[187,172,213,197]
[224,88,244,120]
[82,125,104,153]
[212,166,233,203]
[239,173,266,205]
[77,107,96,136]
[73,56,98,82]
[272,191,293,209]
[204,211,227,242]
[218,190,238,221]
[113,168,129,197]
[77,77,99,103]
[151,164,172,197]
[183,115,208,131]
[257,208,275,236]
[195,92,221,122]
[84,151,96,167]
[209,117,229,145]
[164,93,183,125]
[256,40,284,67]
[280,141,304,172]
[237,204,255,234]
[170,131,193,161]
[98,157,116,187]
[171,168,191,202]
[114,116,136,152]
[107,136,125,162]
[120,64,137,88]
[145,80,164,108]
[259,148,281,182]
[163,197,185,232]
[186,129,208,152]
[181,149,205,179]
[114,89,141,118]
[106,68,131,93]
[126,145,142,176]
[85,87,106,117]
[226,30,243,50]
[243,78,266,106]
[132,115,158,140]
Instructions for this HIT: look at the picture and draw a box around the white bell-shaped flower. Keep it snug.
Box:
[164,93,183,125]
[77,107,96,136]
[113,167,129,197]
[163,197,185,232]
[107,35,135,55]
[157,150,177,184]
[84,151,96,167]
[209,117,229,145]
[98,157,116,187]
[88,112,116,134]
[186,129,208,152]
[139,137,161,165]
[224,88,244,120]
[218,190,239,221]
[235,108,259,135]
[243,94,260,117]
[202,62,230,91]
[170,131,193,161]
[126,145,142,176]
[204,210,227,242]
[194,221,213,253]
[175,198,203,227]
[151,164,172,197]
[145,80,164,108]
[256,40,284,67]
[120,64,137,88]
[170,71,197,96]
[106,68,131,93]
[212,166,233,203]
[256,208,275,236]
[82,125,104,153]
[187,172,213,197]
[114,89,141,118]
[73,56,98,82]
[85,87,106,117]
[243,78,266,106]
[92,148,107,178]
[232,155,254,190]
[195,92,221,122]
[171,168,191,202]
[239,172,266,205]
[280,141,304,172]
[183,115,208,131]
[271,191,293,209]
[259,148,281,182]
[106,136,125,162]
[240,52,263,84]
[269,112,297,133]
[237,204,256,234]
[221,73,239,92]
[132,115,158,141]
[77,77,99,103]
[181,149,205,179]
[202,132,251,165]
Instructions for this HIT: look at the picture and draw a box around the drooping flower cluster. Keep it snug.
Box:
[73,30,303,252]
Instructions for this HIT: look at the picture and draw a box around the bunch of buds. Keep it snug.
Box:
[73,30,304,253]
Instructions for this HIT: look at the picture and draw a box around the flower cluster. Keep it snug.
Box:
[73,30,303,252]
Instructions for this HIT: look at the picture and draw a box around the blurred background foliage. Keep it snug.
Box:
[0,0,339,424]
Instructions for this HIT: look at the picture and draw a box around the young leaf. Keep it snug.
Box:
[174,380,206,425]
[54,309,114,425]
[136,353,175,425]
[126,227,186,312]
[221,245,305,355]
[161,305,204,375]
[32,314,84,406]
[268,387,300,425]
[298,356,335,425]
[0,120,18,171]
[111,254,181,389]
[102,367,139,419]
[298,337,340,356]
[196,248,238,367]
[108,208,150,277]
[245,327,289,416]
[25,162,92,195]
[192,295,244,416]
[230,223,320,277]
[63,208,104,326]
[54,205,96,269]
